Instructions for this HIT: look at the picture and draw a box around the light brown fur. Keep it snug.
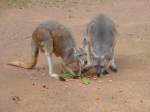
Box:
[8,21,87,81]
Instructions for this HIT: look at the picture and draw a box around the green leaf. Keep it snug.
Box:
[81,78,91,85]
[63,72,74,80]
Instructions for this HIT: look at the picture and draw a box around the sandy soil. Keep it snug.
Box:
[0,0,150,112]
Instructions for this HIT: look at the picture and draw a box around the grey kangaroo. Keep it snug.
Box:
[8,21,87,81]
[83,14,117,76]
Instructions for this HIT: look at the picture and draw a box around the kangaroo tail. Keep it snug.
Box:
[8,60,36,69]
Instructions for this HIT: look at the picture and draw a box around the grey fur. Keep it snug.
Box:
[83,14,117,76]
[8,21,87,81]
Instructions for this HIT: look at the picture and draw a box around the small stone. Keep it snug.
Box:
[118,89,123,93]
[111,96,114,99]
[96,97,100,100]
[12,96,21,103]
[98,80,102,83]
[68,15,73,18]
[97,87,101,89]
[108,80,112,82]
[93,77,97,80]
[68,9,72,12]
[140,100,143,103]
[12,97,16,101]
[19,7,23,10]
[65,85,68,88]
[32,82,35,86]
[79,83,82,87]
[42,84,48,89]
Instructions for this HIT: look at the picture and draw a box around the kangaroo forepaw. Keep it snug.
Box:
[50,73,66,81]
[81,68,89,74]
[96,70,109,77]
[72,75,80,79]
[96,73,101,77]
[59,76,66,81]
[103,70,109,75]
[110,66,118,72]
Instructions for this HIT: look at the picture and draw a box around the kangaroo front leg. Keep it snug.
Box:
[77,63,82,75]
[81,64,94,74]
[85,45,92,66]
[46,53,65,81]
[43,38,65,81]
[47,54,53,75]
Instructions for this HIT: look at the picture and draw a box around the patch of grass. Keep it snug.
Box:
[63,72,74,80]
[4,0,113,8]
[81,77,91,85]
[63,71,91,85]
[7,0,32,8]
[6,0,76,8]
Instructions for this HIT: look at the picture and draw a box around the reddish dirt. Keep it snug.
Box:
[0,0,150,112]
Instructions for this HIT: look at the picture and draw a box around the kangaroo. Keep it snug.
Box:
[8,21,87,81]
[83,14,117,76]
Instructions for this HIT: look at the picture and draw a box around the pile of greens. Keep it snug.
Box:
[63,72,91,85]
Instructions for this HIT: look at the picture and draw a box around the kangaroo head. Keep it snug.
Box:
[73,48,87,67]
[93,53,112,75]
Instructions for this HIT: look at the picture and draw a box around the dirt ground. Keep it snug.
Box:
[0,0,150,112]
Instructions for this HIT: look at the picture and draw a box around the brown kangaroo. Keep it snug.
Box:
[8,21,87,81]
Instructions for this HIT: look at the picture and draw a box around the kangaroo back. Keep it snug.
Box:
[87,14,117,56]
